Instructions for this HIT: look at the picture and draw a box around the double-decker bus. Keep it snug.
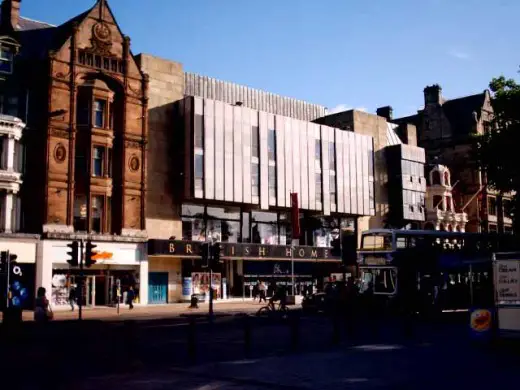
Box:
[358,229,517,313]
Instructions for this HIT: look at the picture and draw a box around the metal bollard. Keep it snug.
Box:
[332,314,341,345]
[244,315,252,358]
[290,315,300,351]
[187,317,197,364]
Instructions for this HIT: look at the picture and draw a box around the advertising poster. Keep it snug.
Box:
[182,277,192,298]
[191,272,222,299]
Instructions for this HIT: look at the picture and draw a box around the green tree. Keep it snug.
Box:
[474,68,520,230]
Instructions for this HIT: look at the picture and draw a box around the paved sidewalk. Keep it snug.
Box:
[76,338,520,389]
[1,300,278,322]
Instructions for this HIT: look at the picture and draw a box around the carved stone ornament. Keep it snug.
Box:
[50,128,70,139]
[124,140,141,150]
[89,22,113,56]
[54,143,67,163]
[129,155,140,172]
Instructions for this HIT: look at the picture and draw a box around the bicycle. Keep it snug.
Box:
[256,300,289,317]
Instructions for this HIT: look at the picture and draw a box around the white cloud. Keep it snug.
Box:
[328,104,367,114]
[448,49,470,60]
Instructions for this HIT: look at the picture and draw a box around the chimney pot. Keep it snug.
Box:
[376,106,393,121]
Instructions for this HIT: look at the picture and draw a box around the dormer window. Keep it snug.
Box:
[0,47,13,74]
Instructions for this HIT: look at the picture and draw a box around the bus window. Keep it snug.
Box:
[361,233,392,251]
[360,268,397,295]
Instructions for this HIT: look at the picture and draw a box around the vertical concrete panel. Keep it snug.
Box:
[362,135,370,215]
[259,111,269,209]
[356,134,363,215]
[276,116,286,207]
[284,117,293,206]
[233,105,243,202]
[224,103,234,201]
[292,119,301,199]
[214,100,225,200]
[307,123,316,210]
[322,126,330,216]
[348,131,357,214]
[336,129,344,213]
[183,97,192,199]
[242,107,252,204]
[300,122,309,209]
[204,99,215,200]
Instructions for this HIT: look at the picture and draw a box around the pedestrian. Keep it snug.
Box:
[127,286,135,310]
[69,284,77,311]
[34,287,53,323]
[258,281,267,303]
[252,280,259,301]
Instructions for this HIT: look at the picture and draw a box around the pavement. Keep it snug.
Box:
[0,299,272,322]
[74,333,520,390]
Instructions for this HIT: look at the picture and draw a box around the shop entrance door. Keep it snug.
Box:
[148,272,168,304]
[80,276,96,307]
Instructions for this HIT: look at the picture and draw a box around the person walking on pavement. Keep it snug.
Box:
[69,284,77,311]
[34,287,53,323]
[258,281,267,303]
[126,286,135,310]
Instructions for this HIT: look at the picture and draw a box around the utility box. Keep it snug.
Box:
[493,252,520,338]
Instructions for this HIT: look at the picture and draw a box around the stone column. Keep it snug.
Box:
[139,255,149,305]
[6,136,15,170]
[35,241,53,306]
[3,193,13,232]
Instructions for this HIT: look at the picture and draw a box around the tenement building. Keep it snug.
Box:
[393,84,513,234]
[2,0,150,307]
[0,0,39,309]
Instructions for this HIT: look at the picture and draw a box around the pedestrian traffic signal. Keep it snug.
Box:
[212,242,222,266]
[330,238,341,257]
[85,241,98,268]
[201,243,210,268]
[341,230,357,265]
[66,241,79,267]
[0,251,7,273]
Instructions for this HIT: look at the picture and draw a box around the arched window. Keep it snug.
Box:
[446,196,452,211]
[432,171,441,185]
[447,224,453,232]
[439,223,446,231]
[444,171,450,186]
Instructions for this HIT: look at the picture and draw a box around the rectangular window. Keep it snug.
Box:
[94,55,101,68]
[78,50,86,65]
[103,58,110,70]
[91,195,104,233]
[86,53,93,66]
[488,197,497,216]
[92,146,104,177]
[268,165,276,198]
[73,195,88,232]
[194,154,204,191]
[315,139,321,161]
[315,173,322,203]
[329,142,335,170]
[268,129,276,161]
[329,172,336,204]
[94,99,106,128]
[107,148,113,178]
[251,126,259,158]
[111,59,118,72]
[0,47,13,74]
[252,162,260,197]
[194,114,203,149]
[503,199,512,219]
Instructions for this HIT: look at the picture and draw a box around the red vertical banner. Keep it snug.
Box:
[290,192,300,239]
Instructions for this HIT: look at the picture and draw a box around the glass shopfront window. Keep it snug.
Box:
[182,205,241,243]
[308,216,355,247]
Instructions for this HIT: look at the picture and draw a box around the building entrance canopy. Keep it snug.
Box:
[148,240,340,262]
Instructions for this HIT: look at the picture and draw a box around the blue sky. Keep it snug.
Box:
[21,0,520,117]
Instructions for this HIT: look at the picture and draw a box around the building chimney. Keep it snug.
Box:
[376,106,393,121]
[423,84,443,105]
[1,0,21,31]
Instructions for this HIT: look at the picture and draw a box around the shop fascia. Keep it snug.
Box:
[149,240,340,262]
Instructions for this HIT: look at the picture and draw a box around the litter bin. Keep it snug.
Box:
[189,294,199,309]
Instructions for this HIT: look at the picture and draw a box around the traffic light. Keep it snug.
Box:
[85,241,98,268]
[201,243,210,268]
[0,251,7,273]
[330,237,341,257]
[341,230,357,265]
[66,241,79,267]
[212,243,222,266]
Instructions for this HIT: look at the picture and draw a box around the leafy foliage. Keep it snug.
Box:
[473,67,520,223]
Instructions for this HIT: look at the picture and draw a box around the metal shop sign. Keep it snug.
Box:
[148,240,340,262]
